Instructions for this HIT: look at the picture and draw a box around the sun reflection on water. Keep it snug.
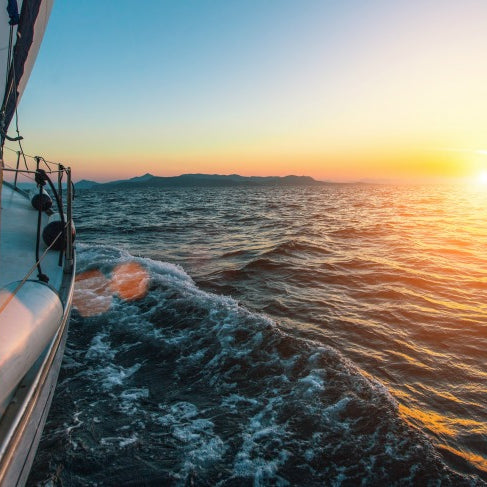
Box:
[67,183,487,479]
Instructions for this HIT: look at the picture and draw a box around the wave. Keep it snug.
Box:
[220,239,332,262]
[29,244,478,486]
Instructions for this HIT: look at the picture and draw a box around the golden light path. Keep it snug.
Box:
[397,401,487,473]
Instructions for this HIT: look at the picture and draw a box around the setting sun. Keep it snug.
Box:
[478,170,487,184]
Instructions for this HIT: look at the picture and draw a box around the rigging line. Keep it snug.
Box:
[3,150,66,175]
[3,145,66,168]
[1,25,15,148]
[1,26,24,145]
[41,168,66,267]
[13,82,22,142]
[19,138,28,170]
[10,28,24,145]
[15,136,28,170]
[3,166,64,176]
[12,89,29,170]
[2,27,17,124]
[3,161,36,183]
[35,204,48,280]
[4,25,14,105]
[0,220,70,315]
[37,156,53,173]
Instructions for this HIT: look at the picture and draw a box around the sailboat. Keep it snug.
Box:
[0,1,75,485]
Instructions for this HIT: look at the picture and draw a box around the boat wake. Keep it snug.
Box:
[29,244,479,486]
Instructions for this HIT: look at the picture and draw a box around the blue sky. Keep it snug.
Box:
[11,0,487,181]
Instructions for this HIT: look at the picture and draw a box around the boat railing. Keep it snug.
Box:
[1,146,74,286]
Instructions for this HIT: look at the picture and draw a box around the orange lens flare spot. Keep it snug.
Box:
[110,262,149,301]
[74,269,112,317]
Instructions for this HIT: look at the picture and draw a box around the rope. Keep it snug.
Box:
[3,166,65,176]
[10,20,23,146]
[3,162,37,183]
[0,25,16,145]
[0,23,73,298]
[34,166,67,276]
[2,156,66,177]
[3,145,66,169]
[2,161,69,199]
[3,26,14,106]
[41,168,66,267]
[34,165,49,282]
[4,25,14,104]
[0,221,69,315]
[37,156,53,173]
[0,163,72,311]
[0,24,24,144]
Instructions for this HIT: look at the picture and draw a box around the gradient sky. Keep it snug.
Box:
[9,0,487,181]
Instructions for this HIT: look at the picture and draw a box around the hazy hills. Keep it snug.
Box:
[75,173,329,190]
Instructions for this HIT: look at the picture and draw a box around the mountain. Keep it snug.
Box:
[125,173,155,183]
[75,179,100,190]
[75,173,327,190]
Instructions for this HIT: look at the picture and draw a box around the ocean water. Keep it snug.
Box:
[27,184,487,486]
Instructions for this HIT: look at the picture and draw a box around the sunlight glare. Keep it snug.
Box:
[478,171,487,185]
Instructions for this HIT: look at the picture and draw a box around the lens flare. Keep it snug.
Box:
[110,262,149,301]
[73,269,112,317]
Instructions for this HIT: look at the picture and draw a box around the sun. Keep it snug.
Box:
[478,171,487,185]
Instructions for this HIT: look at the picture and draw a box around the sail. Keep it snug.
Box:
[1,0,53,140]
[0,1,21,124]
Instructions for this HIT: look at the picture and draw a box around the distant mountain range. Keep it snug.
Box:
[75,173,332,190]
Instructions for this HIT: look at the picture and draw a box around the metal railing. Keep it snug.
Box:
[1,147,74,279]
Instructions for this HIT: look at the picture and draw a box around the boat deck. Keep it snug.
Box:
[0,183,64,292]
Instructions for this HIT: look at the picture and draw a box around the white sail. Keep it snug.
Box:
[0,1,21,110]
[1,0,53,139]
[15,0,53,111]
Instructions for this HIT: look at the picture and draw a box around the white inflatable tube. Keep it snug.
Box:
[0,281,63,408]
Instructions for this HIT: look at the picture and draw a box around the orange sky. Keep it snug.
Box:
[9,1,487,182]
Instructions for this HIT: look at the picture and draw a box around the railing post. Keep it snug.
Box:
[58,164,64,203]
[13,151,20,188]
[65,167,74,273]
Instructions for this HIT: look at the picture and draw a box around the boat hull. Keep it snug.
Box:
[0,259,75,487]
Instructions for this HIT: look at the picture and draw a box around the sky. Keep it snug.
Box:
[9,0,487,182]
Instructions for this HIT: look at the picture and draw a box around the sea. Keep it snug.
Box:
[27,183,487,486]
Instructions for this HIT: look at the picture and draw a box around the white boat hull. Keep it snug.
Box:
[0,281,64,409]
[0,261,75,486]
[0,181,76,486]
